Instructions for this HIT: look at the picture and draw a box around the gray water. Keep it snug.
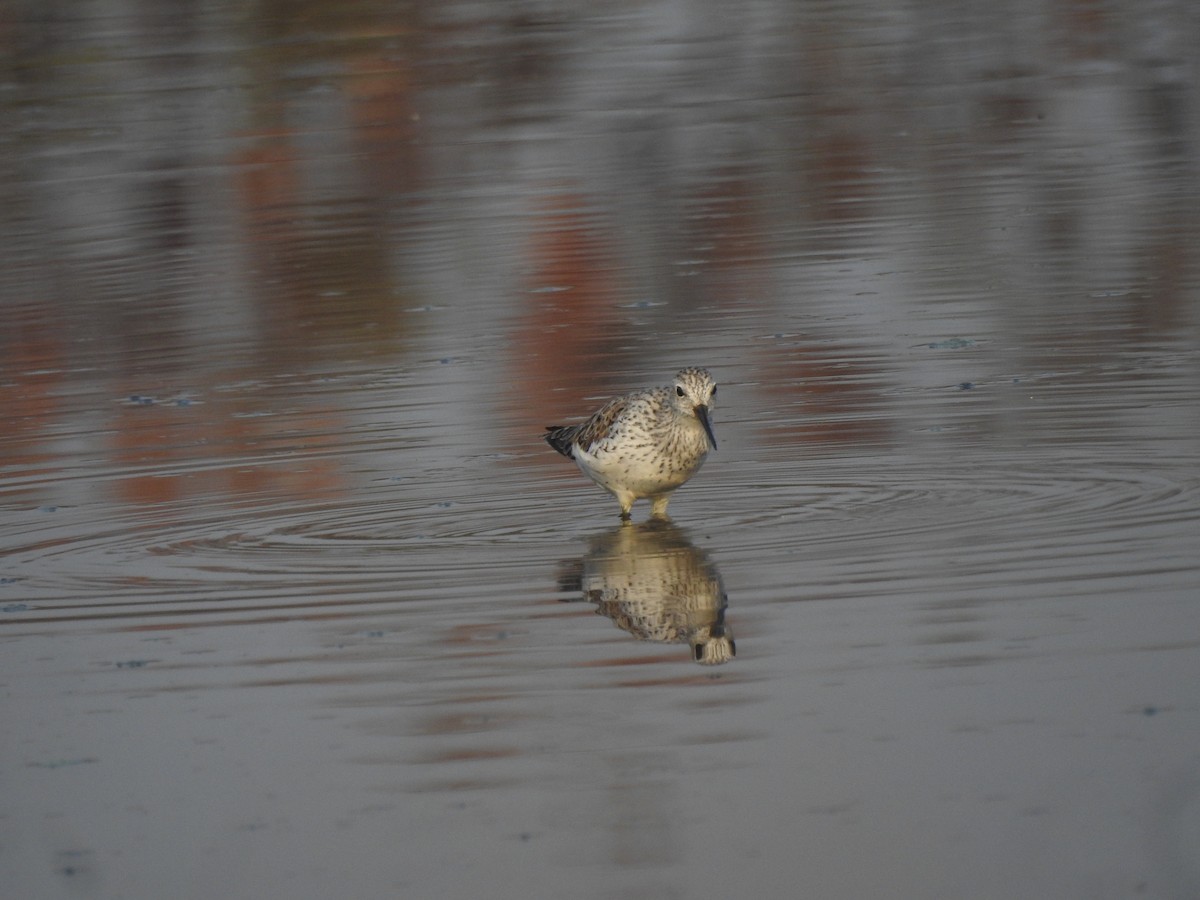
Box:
[3,2,1200,898]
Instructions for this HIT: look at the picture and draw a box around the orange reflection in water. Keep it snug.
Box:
[511,189,636,438]
[108,398,348,507]
[0,315,68,476]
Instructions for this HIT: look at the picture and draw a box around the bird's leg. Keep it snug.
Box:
[649,494,672,519]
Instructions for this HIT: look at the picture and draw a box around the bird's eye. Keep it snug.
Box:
[676,386,685,397]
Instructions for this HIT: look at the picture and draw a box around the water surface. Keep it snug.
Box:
[3,2,1200,898]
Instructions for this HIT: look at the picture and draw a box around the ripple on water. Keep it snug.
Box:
[685,449,1200,602]
[0,467,586,632]
[4,445,1197,630]
[700,449,1196,536]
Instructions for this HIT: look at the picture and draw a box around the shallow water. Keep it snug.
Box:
[3,2,1200,898]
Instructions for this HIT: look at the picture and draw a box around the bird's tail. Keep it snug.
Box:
[544,425,578,459]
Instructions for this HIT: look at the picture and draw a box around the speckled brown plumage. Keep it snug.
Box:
[544,368,717,519]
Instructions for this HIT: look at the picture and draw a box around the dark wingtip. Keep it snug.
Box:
[544,426,575,459]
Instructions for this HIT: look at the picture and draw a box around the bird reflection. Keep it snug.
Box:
[559,520,735,665]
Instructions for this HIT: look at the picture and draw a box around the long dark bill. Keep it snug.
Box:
[696,405,717,450]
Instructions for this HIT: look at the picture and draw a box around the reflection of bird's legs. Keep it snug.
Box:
[649,494,672,519]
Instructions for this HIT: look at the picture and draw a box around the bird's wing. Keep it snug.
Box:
[572,394,634,453]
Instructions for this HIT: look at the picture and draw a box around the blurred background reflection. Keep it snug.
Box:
[3,2,1199,899]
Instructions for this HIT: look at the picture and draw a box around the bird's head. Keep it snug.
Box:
[671,367,717,450]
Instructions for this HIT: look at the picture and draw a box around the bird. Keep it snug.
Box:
[544,367,717,520]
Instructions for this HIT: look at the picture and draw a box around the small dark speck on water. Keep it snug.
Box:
[55,849,95,878]
[38,505,59,512]
[116,659,151,668]
[3,603,30,612]
[958,382,975,391]
[29,758,98,769]
[1143,706,1158,716]
[435,501,454,508]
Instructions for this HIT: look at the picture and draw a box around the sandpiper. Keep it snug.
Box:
[545,367,717,519]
